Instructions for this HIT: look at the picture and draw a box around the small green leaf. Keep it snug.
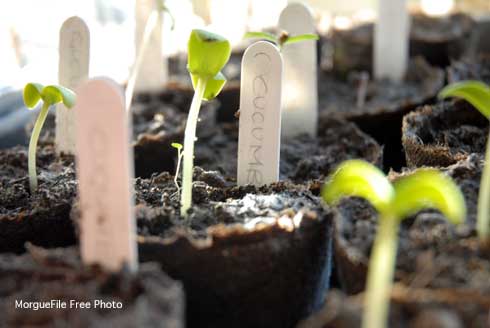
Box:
[23,83,44,109]
[191,71,227,101]
[171,142,183,150]
[187,29,231,79]
[439,81,490,119]
[283,33,319,46]
[243,31,278,43]
[392,169,466,224]
[42,85,76,108]
[322,160,394,214]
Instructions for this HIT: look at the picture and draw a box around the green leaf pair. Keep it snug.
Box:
[24,83,76,109]
[187,29,231,100]
[322,159,466,224]
[243,31,319,49]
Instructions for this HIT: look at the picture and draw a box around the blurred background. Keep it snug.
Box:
[1,0,489,90]
[0,0,489,147]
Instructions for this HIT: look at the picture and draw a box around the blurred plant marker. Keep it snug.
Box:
[74,78,138,272]
[278,2,318,138]
[374,0,410,82]
[56,16,90,155]
[237,41,283,186]
[126,0,172,110]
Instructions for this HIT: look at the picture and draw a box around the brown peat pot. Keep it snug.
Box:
[0,245,184,328]
[128,174,335,328]
[402,100,488,168]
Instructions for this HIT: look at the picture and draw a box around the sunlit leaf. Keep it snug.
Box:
[191,71,227,101]
[171,142,183,150]
[243,31,278,43]
[42,85,76,108]
[23,83,44,109]
[392,169,466,224]
[187,29,231,79]
[283,33,319,46]
[439,81,490,119]
[322,160,394,214]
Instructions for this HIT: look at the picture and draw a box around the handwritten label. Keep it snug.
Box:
[134,0,167,92]
[374,0,409,82]
[74,78,138,272]
[56,16,90,155]
[279,2,318,138]
[237,41,282,186]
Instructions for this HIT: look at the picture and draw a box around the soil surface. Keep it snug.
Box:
[403,100,489,167]
[0,244,184,328]
[297,286,489,328]
[0,145,77,253]
[447,55,490,85]
[334,155,486,297]
[133,101,383,179]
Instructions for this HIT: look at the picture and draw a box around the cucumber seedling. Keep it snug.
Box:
[180,29,231,216]
[439,80,490,241]
[322,159,466,328]
[244,30,318,51]
[23,83,76,192]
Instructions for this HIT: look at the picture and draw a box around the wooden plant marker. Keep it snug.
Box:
[374,0,410,82]
[278,2,318,138]
[237,41,283,186]
[133,0,167,93]
[74,78,138,272]
[56,16,90,155]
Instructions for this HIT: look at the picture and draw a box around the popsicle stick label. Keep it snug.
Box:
[56,16,90,155]
[374,0,409,82]
[134,0,167,92]
[278,2,318,138]
[75,78,137,272]
[237,41,283,186]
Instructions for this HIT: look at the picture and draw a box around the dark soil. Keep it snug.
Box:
[329,13,475,75]
[0,145,77,253]
[333,154,486,299]
[0,244,184,328]
[133,102,383,180]
[127,173,334,328]
[447,55,490,85]
[402,100,489,167]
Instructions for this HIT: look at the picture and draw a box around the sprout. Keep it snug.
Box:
[180,29,231,216]
[23,83,76,192]
[439,81,490,241]
[322,159,466,328]
[244,30,319,51]
[171,142,183,191]
[125,0,175,110]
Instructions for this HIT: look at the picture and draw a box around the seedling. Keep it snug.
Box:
[322,159,466,328]
[23,83,76,192]
[244,31,318,51]
[439,80,490,241]
[180,29,231,216]
[126,0,175,110]
[171,142,183,191]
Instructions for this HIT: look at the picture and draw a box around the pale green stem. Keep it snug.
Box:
[477,133,490,240]
[362,214,399,328]
[125,10,161,111]
[180,77,207,216]
[28,102,51,192]
[174,148,183,191]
